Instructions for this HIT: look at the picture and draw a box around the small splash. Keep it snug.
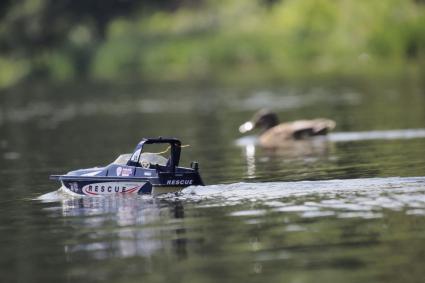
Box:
[36,186,83,202]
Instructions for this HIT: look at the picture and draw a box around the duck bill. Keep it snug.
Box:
[239,121,254,133]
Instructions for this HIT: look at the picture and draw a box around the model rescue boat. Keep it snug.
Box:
[50,137,204,196]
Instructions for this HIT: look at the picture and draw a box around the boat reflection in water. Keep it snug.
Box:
[42,194,190,261]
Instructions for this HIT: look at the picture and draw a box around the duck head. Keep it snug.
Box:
[239,109,279,134]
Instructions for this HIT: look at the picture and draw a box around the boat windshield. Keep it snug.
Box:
[113,152,168,167]
[138,153,168,167]
[113,149,169,168]
[112,154,132,165]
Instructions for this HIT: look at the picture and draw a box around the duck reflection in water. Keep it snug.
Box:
[241,138,334,179]
[239,109,336,148]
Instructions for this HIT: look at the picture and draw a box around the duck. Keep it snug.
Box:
[239,109,336,148]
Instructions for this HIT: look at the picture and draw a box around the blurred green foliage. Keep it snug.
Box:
[0,0,425,88]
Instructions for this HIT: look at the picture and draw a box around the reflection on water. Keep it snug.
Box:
[244,144,256,179]
[64,197,185,260]
[40,193,189,261]
[241,139,332,178]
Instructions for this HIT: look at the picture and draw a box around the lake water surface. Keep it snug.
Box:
[1,79,425,283]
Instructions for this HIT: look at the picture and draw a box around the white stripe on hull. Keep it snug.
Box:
[81,182,146,196]
[62,181,185,196]
[61,181,146,196]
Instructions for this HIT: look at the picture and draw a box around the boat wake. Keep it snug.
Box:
[167,176,425,218]
[177,176,425,201]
